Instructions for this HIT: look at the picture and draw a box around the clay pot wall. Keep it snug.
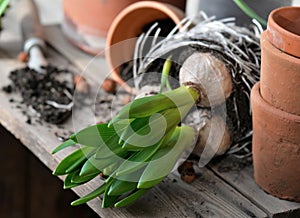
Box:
[251,7,300,202]
[62,0,185,54]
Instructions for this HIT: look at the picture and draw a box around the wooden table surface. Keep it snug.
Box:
[1,4,300,218]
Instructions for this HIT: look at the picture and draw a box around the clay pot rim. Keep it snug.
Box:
[252,82,300,122]
[267,6,300,57]
[261,31,300,63]
[105,1,185,89]
[106,0,184,47]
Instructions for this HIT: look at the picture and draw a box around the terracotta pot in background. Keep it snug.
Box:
[266,6,300,58]
[252,6,300,202]
[251,83,300,202]
[62,0,185,55]
[260,7,300,115]
[105,1,185,89]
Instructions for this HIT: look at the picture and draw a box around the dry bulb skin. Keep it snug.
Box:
[179,52,232,107]
[193,115,232,157]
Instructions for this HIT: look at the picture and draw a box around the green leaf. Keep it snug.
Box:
[79,155,105,177]
[53,147,94,176]
[159,56,172,93]
[71,170,99,184]
[95,146,128,159]
[52,139,76,154]
[0,0,9,17]
[115,138,164,177]
[110,86,197,122]
[102,187,121,208]
[70,124,116,147]
[119,117,150,144]
[80,152,127,177]
[64,170,82,189]
[102,161,119,176]
[94,130,128,159]
[233,0,267,26]
[121,107,186,150]
[138,126,195,189]
[107,179,137,196]
[114,189,150,208]
[71,182,109,206]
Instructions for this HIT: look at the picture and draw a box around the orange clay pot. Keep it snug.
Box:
[62,0,185,55]
[105,1,185,90]
[260,7,300,115]
[251,83,300,202]
[252,6,300,202]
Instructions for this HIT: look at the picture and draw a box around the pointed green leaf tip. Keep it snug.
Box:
[53,147,94,176]
[71,182,109,206]
[0,0,10,17]
[114,189,149,208]
[52,139,76,154]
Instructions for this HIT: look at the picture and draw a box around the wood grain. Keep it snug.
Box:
[209,156,300,217]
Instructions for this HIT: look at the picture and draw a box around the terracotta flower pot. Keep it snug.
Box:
[62,0,185,55]
[252,6,300,202]
[251,83,300,201]
[105,1,185,89]
[260,7,300,115]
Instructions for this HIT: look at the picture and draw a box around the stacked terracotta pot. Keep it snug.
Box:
[251,7,300,202]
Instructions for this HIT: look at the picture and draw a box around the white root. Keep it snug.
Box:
[179,52,233,107]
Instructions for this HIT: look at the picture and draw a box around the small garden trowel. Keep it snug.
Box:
[20,0,47,73]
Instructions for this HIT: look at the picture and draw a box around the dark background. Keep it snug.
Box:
[0,125,99,218]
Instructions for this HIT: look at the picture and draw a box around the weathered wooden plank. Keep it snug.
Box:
[160,168,267,218]
[0,56,267,217]
[209,156,300,217]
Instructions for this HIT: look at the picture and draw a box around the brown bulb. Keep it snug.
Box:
[101,78,117,94]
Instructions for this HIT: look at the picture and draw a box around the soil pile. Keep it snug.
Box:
[2,65,74,124]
